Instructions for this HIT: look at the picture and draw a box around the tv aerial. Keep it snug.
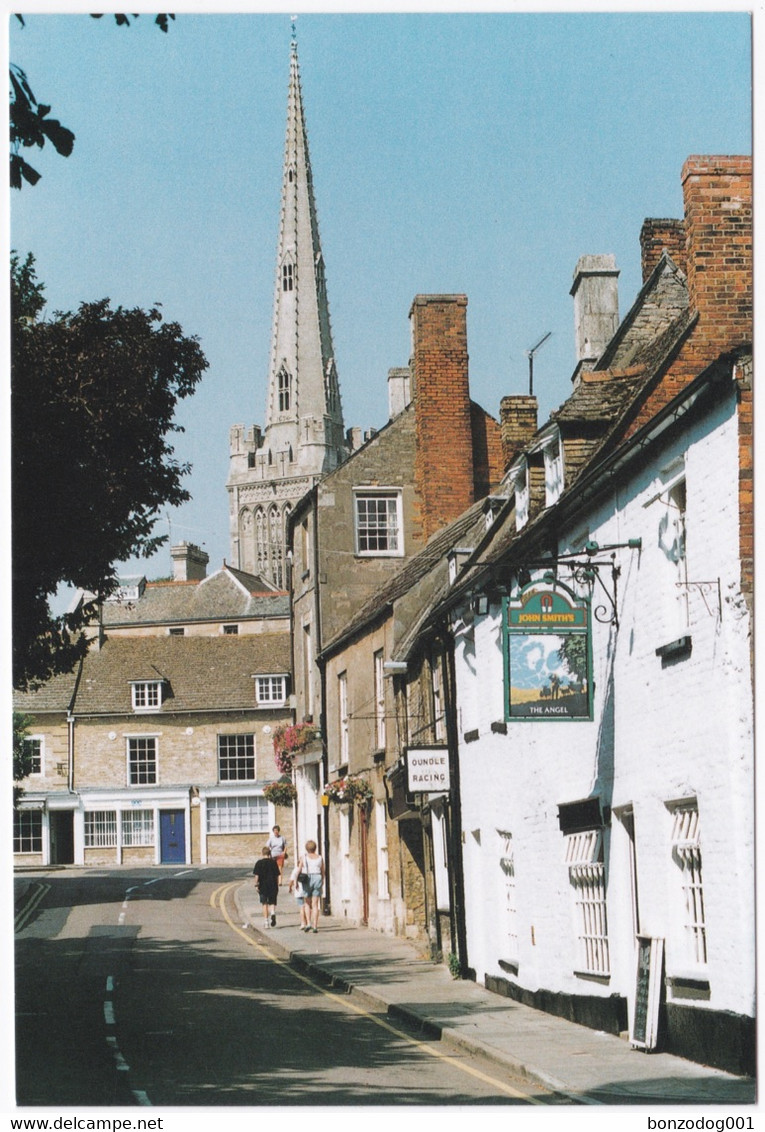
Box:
[525,331,552,397]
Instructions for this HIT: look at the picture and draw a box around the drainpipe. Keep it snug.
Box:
[444,638,469,976]
[67,714,75,793]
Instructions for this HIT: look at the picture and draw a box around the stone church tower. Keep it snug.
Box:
[227,37,348,587]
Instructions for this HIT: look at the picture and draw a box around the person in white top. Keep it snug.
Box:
[297,840,324,933]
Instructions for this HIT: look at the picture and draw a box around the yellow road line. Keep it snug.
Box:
[15,882,51,933]
[212,881,545,1104]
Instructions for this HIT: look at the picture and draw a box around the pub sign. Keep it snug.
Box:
[504,581,593,720]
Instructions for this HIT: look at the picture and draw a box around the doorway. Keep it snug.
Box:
[159,810,186,863]
[49,811,74,864]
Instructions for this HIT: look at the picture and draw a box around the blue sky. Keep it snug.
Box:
[9,6,753,588]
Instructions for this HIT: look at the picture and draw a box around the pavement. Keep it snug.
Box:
[237,882,756,1107]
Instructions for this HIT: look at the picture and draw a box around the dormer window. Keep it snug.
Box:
[256,674,288,706]
[512,459,530,531]
[543,430,564,507]
[131,680,163,712]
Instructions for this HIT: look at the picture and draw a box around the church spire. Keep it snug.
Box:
[264,35,346,470]
[227,35,348,586]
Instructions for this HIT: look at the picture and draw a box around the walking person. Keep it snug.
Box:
[267,824,288,883]
[297,840,324,933]
[252,845,280,928]
[288,864,310,930]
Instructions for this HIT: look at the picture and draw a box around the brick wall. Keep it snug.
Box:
[499,395,538,471]
[640,218,687,281]
[411,295,476,540]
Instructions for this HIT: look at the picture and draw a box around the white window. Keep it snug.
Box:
[207,795,269,834]
[14,810,42,854]
[131,681,163,711]
[85,810,118,848]
[543,431,564,507]
[565,828,610,975]
[339,807,351,901]
[670,801,707,967]
[218,734,256,781]
[303,622,314,719]
[374,650,386,750]
[122,810,155,847]
[127,736,157,785]
[354,491,403,556]
[431,803,451,913]
[376,801,390,900]
[513,459,529,531]
[256,675,287,706]
[23,736,43,776]
[338,671,349,764]
[431,652,445,742]
[498,830,519,963]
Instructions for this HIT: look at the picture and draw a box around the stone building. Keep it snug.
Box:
[287,293,505,869]
[226,39,349,589]
[13,545,294,868]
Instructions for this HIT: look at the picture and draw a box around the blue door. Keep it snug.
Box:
[159,810,186,863]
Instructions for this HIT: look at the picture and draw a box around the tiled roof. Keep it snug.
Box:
[102,566,289,627]
[14,667,80,714]
[73,633,292,716]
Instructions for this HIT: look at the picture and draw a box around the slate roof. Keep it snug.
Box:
[73,634,292,716]
[102,565,289,628]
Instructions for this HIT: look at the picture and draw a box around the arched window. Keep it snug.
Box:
[255,509,268,579]
[269,506,284,589]
[278,365,292,413]
[282,261,294,292]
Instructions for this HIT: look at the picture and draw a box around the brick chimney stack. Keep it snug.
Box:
[682,156,752,356]
[410,295,476,540]
[500,395,538,471]
[640,218,687,282]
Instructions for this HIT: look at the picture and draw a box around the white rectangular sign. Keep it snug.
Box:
[406,747,450,793]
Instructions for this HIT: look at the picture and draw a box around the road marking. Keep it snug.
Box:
[15,883,51,932]
[104,1001,116,1026]
[212,881,545,1104]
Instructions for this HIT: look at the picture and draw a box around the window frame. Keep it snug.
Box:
[542,429,565,507]
[126,735,158,786]
[255,674,288,707]
[22,735,43,777]
[131,680,163,712]
[14,809,42,854]
[565,827,610,976]
[353,489,404,557]
[206,794,269,834]
[84,810,118,849]
[217,733,256,782]
[374,650,386,750]
[338,670,349,764]
[512,459,530,530]
[669,800,707,969]
[121,809,155,848]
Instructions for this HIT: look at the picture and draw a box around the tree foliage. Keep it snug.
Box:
[11,254,208,690]
[10,14,175,188]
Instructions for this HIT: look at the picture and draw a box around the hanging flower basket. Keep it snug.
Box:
[272,722,316,776]
[324,776,373,806]
[263,779,298,807]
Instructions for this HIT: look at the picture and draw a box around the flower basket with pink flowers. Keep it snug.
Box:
[324,775,373,806]
[272,722,315,776]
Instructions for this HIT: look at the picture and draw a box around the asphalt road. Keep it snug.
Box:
[14,868,562,1108]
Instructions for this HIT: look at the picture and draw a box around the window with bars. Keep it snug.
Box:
[354,492,402,556]
[14,810,42,853]
[670,802,707,967]
[218,734,256,781]
[207,795,268,834]
[498,830,519,963]
[565,828,610,975]
[256,676,287,706]
[85,810,118,848]
[122,810,155,847]
[128,737,157,785]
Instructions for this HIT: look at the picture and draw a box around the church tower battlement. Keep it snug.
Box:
[228,35,348,586]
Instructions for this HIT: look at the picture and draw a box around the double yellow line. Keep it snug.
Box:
[211,881,545,1104]
[15,882,50,933]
